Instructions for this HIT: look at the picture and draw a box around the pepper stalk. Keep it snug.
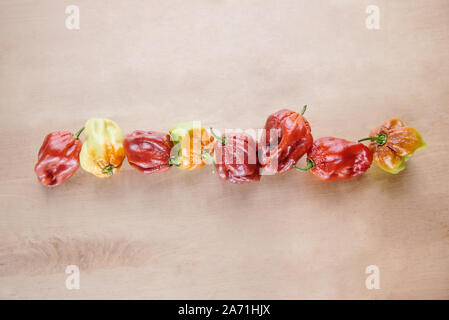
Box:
[358,133,387,146]
[73,127,85,139]
[201,150,216,172]
[294,158,315,172]
[210,127,227,145]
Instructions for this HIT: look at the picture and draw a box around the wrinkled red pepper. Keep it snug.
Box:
[259,105,313,173]
[123,130,173,174]
[295,137,373,181]
[209,130,260,184]
[34,128,84,187]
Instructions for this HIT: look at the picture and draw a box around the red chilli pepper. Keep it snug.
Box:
[295,137,373,181]
[123,130,173,174]
[259,105,313,173]
[34,127,84,187]
[209,130,260,184]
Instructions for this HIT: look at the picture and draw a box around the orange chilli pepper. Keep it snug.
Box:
[358,118,426,174]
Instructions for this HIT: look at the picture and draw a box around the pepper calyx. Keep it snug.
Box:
[358,133,387,146]
[299,105,307,116]
[294,158,315,172]
[102,165,114,176]
[168,157,181,167]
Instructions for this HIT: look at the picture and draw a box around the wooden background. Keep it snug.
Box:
[0,0,448,299]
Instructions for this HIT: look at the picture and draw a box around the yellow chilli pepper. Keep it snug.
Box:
[358,118,426,174]
[80,118,125,177]
[169,121,214,170]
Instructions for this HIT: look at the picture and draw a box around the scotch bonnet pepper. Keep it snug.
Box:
[295,137,373,181]
[209,130,260,184]
[169,122,214,170]
[124,130,173,174]
[80,118,125,177]
[259,105,313,173]
[34,127,84,187]
[358,118,426,174]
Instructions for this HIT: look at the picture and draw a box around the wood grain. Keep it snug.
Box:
[0,0,448,299]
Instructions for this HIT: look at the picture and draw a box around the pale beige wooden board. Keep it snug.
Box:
[0,0,448,299]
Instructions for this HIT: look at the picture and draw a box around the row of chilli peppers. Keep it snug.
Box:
[34,106,427,187]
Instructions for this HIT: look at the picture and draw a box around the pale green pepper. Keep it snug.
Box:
[169,121,214,170]
[80,118,125,177]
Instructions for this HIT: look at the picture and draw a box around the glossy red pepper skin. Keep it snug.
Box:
[259,109,313,173]
[34,131,82,187]
[305,137,373,181]
[214,133,260,184]
[123,131,173,174]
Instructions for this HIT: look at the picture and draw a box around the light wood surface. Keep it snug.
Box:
[0,0,448,299]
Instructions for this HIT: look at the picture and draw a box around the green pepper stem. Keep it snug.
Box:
[358,133,387,146]
[299,105,307,115]
[210,127,227,145]
[73,127,85,139]
[294,158,315,172]
[103,165,114,176]
[201,150,216,171]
